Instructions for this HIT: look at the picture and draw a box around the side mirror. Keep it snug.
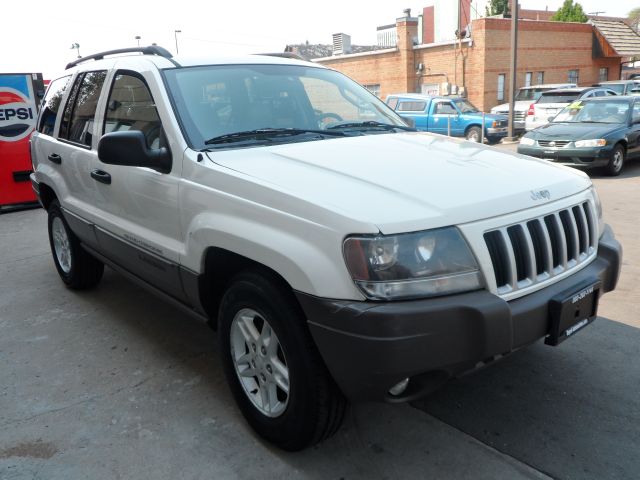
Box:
[98,130,172,174]
[547,116,555,122]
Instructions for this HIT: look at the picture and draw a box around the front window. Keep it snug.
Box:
[162,64,405,150]
[599,67,608,82]
[568,69,579,84]
[453,99,479,113]
[553,100,630,124]
[602,84,625,94]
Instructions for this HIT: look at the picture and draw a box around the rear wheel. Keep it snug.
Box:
[604,144,625,176]
[465,126,482,143]
[47,200,104,289]
[218,270,346,451]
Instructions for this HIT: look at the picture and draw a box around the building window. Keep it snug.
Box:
[497,74,505,101]
[364,84,381,97]
[525,72,532,88]
[568,69,579,84]
[536,71,544,85]
[599,67,608,82]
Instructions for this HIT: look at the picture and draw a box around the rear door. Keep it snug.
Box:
[89,70,184,298]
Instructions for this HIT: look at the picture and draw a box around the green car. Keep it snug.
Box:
[518,96,640,176]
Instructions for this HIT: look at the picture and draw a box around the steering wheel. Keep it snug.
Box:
[315,111,343,128]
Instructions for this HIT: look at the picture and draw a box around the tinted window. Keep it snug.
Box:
[58,76,82,140]
[62,71,107,147]
[434,102,457,115]
[554,100,630,124]
[397,101,427,112]
[37,76,71,135]
[104,73,163,149]
[633,101,640,123]
[537,92,580,104]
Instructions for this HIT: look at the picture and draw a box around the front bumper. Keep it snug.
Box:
[486,127,508,137]
[517,144,614,168]
[298,226,621,403]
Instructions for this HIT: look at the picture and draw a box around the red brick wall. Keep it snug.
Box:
[423,6,435,44]
[316,18,622,112]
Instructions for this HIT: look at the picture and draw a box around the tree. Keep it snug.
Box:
[485,0,509,17]
[551,0,588,22]
[629,7,640,33]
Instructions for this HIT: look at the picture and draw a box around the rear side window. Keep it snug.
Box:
[60,71,107,147]
[397,101,426,112]
[104,72,163,149]
[37,76,71,135]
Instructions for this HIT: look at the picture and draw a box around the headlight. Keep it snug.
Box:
[519,136,535,146]
[575,139,606,148]
[343,227,483,300]
[590,186,604,238]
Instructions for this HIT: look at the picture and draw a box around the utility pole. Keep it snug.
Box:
[507,1,519,140]
[174,30,182,54]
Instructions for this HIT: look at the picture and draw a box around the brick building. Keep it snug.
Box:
[308,8,639,111]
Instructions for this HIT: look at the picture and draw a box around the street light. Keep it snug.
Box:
[70,43,81,59]
[135,35,141,47]
[174,29,182,54]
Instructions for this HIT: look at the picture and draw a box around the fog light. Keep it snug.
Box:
[388,378,410,396]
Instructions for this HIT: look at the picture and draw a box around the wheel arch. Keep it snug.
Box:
[198,247,303,330]
[38,182,58,210]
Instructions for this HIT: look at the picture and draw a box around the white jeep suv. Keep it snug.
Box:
[30,46,621,451]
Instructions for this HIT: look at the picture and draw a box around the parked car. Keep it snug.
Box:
[594,80,640,96]
[491,83,577,131]
[386,93,508,143]
[518,96,640,175]
[30,46,621,451]
[525,87,618,131]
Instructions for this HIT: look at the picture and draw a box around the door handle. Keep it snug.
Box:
[90,169,111,185]
[48,153,62,164]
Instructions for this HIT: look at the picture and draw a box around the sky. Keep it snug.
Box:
[1,0,634,80]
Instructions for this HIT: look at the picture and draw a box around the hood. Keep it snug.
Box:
[530,122,625,140]
[207,132,591,234]
[480,113,508,122]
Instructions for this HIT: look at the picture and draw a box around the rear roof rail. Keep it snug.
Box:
[66,45,178,70]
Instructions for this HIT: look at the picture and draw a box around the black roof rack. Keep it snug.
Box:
[255,52,307,61]
[66,45,176,70]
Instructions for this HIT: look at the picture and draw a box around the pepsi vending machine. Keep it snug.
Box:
[0,73,44,211]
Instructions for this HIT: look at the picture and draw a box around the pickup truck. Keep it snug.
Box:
[386,93,508,144]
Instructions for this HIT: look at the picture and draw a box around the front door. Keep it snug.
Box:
[90,70,184,299]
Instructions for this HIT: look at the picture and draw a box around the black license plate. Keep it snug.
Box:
[546,281,600,346]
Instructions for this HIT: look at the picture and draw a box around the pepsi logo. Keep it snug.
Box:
[0,88,36,142]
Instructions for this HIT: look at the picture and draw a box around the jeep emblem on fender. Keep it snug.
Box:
[530,190,551,201]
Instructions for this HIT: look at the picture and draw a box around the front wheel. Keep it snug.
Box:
[486,136,501,145]
[47,200,104,289]
[604,144,625,176]
[465,126,482,143]
[218,270,346,451]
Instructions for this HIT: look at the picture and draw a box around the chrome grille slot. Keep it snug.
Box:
[537,140,570,148]
[485,201,597,295]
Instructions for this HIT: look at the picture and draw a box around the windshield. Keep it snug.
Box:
[552,100,630,124]
[454,99,479,113]
[537,92,580,104]
[163,64,406,149]
[515,88,550,101]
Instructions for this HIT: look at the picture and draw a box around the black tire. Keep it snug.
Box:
[218,269,346,451]
[465,126,482,143]
[47,200,104,289]
[604,144,625,177]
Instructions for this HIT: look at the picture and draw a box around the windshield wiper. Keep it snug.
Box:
[326,121,415,132]
[204,128,347,146]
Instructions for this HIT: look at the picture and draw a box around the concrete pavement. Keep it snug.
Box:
[1,151,639,478]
